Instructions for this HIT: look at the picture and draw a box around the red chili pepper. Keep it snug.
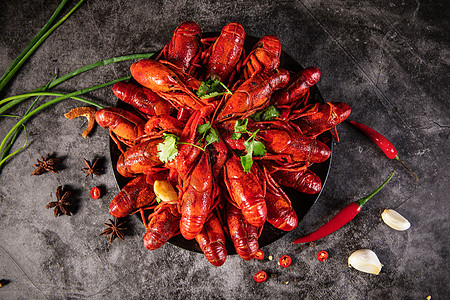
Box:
[349,120,418,180]
[254,270,267,283]
[90,186,101,199]
[293,172,394,244]
[255,249,264,260]
[279,255,292,268]
[317,250,329,261]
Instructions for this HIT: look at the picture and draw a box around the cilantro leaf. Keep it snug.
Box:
[157,133,179,163]
[231,118,266,172]
[232,118,249,140]
[250,110,264,122]
[240,151,254,173]
[205,128,220,145]
[250,105,280,121]
[197,122,212,135]
[195,121,220,150]
[241,139,266,173]
[261,105,280,121]
[156,196,162,203]
[197,78,232,99]
[251,140,266,156]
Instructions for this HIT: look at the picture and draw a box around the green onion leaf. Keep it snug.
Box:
[0,76,128,157]
[0,0,85,93]
[0,53,154,116]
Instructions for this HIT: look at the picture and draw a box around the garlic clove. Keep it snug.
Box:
[153,180,178,203]
[381,209,411,231]
[348,249,383,275]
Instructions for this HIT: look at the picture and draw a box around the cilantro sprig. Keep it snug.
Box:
[250,105,280,122]
[197,78,232,99]
[196,121,220,148]
[231,119,266,173]
[157,133,180,163]
[156,122,220,163]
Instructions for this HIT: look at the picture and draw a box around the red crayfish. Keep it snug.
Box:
[95,21,351,266]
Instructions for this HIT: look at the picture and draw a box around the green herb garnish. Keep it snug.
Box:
[250,105,280,122]
[197,121,220,147]
[157,133,180,163]
[197,78,232,99]
[156,122,221,164]
[231,118,249,140]
[240,130,266,173]
[230,118,267,172]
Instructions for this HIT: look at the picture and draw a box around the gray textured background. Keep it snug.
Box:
[0,0,448,299]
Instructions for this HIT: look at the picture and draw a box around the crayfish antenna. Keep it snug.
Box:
[330,126,340,142]
[109,130,126,154]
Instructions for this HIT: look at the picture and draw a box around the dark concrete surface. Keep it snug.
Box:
[0,0,448,299]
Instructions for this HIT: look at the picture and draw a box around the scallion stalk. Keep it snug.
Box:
[0,0,69,86]
[0,73,57,162]
[0,53,154,115]
[0,0,85,93]
[0,76,130,156]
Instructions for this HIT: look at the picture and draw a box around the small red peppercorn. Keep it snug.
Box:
[90,186,101,199]
[254,270,267,283]
[317,250,329,261]
[255,249,264,260]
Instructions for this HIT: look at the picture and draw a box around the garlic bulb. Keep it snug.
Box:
[348,249,383,275]
[153,180,178,203]
[381,209,411,231]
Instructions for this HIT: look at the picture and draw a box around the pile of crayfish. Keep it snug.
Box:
[95,21,351,266]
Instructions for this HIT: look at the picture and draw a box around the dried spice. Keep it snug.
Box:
[81,158,103,179]
[31,153,61,175]
[100,218,127,243]
[46,186,73,217]
[64,106,97,139]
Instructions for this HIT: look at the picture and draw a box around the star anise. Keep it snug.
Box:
[100,218,127,243]
[81,158,103,179]
[46,186,73,217]
[31,153,61,175]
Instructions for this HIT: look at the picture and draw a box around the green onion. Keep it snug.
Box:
[0,92,103,108]
[0,125,28,169]
[46,53,154,89]
[0,76,129,156]
[0,0,69,86]
[0,53,154,115]
[0,0,85,93]
[0,73,56,162]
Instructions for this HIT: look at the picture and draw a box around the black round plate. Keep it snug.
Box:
[110,33,332,254]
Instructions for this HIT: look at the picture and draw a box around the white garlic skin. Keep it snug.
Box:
[381,209,411,231]
[348,249,383,275]
[153,180,178,203]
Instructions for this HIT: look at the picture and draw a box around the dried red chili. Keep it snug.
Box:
[255,249,264,260]
[254,270,267,283]
[293,172,394,244]
[90,186,101,199]
[279,255,292,268]
[349,120,418,180]
[317,250,329,261]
